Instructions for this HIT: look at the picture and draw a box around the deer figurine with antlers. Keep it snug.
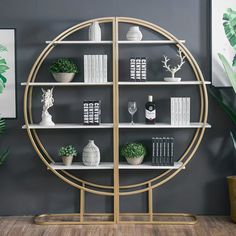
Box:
[162,49,186,82]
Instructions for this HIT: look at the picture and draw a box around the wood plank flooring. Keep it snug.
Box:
[0,216,235,236]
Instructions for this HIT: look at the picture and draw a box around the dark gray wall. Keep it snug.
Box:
[0,0,234,216]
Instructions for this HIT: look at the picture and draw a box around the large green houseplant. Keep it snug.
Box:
[211,8,236,222]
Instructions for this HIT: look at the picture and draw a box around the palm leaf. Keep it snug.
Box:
[0,118,5,134]
[223,8,236,51]
[218,53,236,93]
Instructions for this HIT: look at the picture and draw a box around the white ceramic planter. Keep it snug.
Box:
[62,155,74,166]
[82,140,100,166]
[126,26,143,41]
[52,73,75,83]
[126,155,144,165]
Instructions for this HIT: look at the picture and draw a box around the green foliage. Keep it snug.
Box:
[0,44,9,94]
[58,145,77,157]
[121,143,146,159]
[0,118,8,165]
[49,58,79,73]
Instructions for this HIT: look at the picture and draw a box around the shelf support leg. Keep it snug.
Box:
[148,183,153,222]
[80,183,85,223]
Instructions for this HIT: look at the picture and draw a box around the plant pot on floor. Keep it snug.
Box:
[228,176,236,222]
[62,155,74,166]
[125,155,144,165]
[52,73,75,83]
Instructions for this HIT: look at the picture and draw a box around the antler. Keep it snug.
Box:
[172,49,186,73]
[162,55,172,73]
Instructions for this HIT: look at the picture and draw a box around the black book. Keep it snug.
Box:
[170,137,174,166]
[166,137,170,166]
[152,137,156,165]
[83,101,89,125]
[159,138,163,166]
[156,137,160,166]
[93,100,101,125]
[163,137,167,166]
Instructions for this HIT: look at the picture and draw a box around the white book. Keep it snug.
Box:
[186,97,191,125]
[178,98,182,126]
[103,55,107,83]
[95,55,99,83]
[87,55,91,83]
[182,97,187,125]
[91,55,96,83]
[98,55,103,83]
[174,98,179,126]
[171,97,175,125]
[84,55,88,83]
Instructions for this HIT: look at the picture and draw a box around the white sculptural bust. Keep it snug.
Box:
[39,88,55,126]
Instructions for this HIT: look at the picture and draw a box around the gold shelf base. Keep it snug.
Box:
[34,212,197,225]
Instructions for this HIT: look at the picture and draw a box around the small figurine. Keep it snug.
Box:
[39,88,55,126]
[162,49,186,82]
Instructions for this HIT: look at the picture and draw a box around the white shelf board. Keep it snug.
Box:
[50,162,114,170]
[46,40,113,44]
[21,82,113,86]
[22,123,113,129]
[119,122,211,129]
[50,161,184,170]
[119,161,184,169]
[118,40,186,44]
[118,81,211,85]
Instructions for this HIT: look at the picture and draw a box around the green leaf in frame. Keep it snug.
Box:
[0,64,9,74]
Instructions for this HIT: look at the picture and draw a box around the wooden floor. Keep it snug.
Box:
[0,216,236,236]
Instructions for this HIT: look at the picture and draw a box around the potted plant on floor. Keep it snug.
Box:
[49,58,79,83]
[121,143,146,165]
[58,145,77,166]
[210,8,236,222]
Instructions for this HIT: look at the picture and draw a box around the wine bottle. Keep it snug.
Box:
[145,95,156,124]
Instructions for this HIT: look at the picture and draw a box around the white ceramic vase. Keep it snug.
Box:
[62,155,74,166]
[89,21,101,41]
[52,73,75,83]
[82,140,100,166]
[126,155,144,165]
[126,26,143,41]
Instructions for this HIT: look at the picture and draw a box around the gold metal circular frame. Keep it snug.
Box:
[23,17,208,198]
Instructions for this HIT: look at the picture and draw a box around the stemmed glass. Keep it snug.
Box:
[128,101,137,125]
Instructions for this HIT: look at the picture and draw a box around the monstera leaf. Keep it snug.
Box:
[223,8,236,66]
[0,58,8,94]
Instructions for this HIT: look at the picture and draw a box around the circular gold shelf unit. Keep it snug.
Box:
[23,17,209,224]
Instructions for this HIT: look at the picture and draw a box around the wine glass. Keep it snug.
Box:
[128,101,137,124]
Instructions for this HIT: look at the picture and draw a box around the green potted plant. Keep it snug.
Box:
[121,143,146,165]
[58,145,77,166]
[210,8,236,222]
[49,58,79,83]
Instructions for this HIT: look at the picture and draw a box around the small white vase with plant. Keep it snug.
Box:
[49,58,79,83]
[59,145,77,166]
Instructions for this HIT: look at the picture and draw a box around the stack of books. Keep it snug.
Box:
[171,97,190,126]
[83,100,101,125]
[84,55,107,83]
[152,137,174,166]
[130,57,147,81]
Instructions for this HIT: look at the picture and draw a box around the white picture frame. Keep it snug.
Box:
[0,29,16,118]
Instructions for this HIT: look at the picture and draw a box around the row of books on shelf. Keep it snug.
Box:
[152,137,174,166]
[84,55,107,83]
[171,97,190,126]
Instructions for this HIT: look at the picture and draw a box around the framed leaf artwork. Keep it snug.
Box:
[0,29,16,118]
[211,0,236,87]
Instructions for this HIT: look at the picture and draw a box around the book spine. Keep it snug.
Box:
[178,98,182,126]
[130,57,136,81]
[174,98,179,126]
[91,55,96,83]
[87,55,91,83]
[163,137,166,165]
[84,55,87,83]
[83,101,89,125]
[141,57,147,81]
[152,137,156,165]
[98,55,103,83]
[159,138,163,166]
[135,57,141,81]
[170,137,174,166]
[171,97,174,125]
[88,101,94,124]
[182,97,187,125]
[103,55,107,83]
[156,137,159,165]
[187,97,190,125]
[93,100,101,125]
[166,137,170,166]
[95,55,99,83]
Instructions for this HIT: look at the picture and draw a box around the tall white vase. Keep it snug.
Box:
[82,140,100,166]
[89,21,101,41]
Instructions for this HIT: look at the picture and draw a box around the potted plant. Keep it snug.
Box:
[58,145,77,166]
[210,8,236,222]
[121,143,146,165]
[49,58,79,83]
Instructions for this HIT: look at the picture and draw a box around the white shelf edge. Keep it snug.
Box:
[118,81,211,85]
[22,123,113,129]
[46,40,113,44]
[118,40,186,44]
[119,122,211,129]
[21,82,113,86]
[50,161,184,170]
